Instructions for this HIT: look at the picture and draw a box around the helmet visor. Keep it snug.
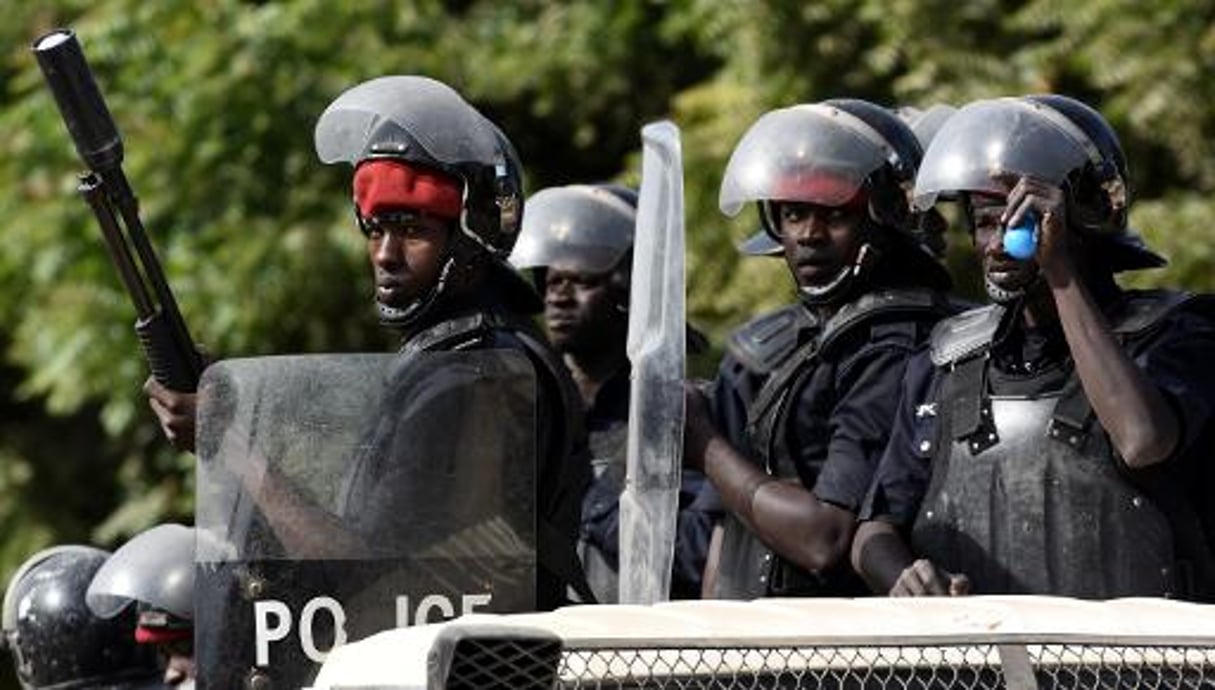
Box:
[914,98,1095,210]
[509,186,635,273]
[315,76,503,168]
[86,524,195,621]
[719,104,891,216]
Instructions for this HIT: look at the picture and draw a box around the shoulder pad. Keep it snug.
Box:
[820,289,952,353]
[929,304,1006,367]
[405,313,493,353]
[725,304,817,375]
[1112,289,1205,337]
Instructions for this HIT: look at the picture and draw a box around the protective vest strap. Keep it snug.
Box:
[929,304,1005,367]
[819,288,950,356]
[725,304,817,376]
[947,356,992,450]
[401,311,495,354]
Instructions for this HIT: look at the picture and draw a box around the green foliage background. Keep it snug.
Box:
[0,0,1213,679]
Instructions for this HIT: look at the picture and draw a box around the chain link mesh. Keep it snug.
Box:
[554,643,1215,689]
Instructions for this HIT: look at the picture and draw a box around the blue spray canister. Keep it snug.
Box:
[1003,211,1037,260]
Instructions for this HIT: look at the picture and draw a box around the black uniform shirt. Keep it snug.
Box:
[713,311,934,513]
[863,298,1215,527]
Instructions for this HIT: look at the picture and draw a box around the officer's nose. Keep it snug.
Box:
[545,280,574,306]
[788,214,829,245]
[981,225,1007,257]
[371,232,404,269]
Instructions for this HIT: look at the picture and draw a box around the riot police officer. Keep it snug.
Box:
[510,183,717,601]
[324,75,591,607]
[88,524,196,687]
[3,545,162,689]
[852,95,1215,599]
[147,76,592,609]
[684,99,954,599]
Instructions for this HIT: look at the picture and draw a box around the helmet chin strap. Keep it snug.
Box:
[797,242,878,307]
[984,272,1041,305]
[376,253,458,329]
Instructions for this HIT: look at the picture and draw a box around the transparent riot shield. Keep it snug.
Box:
[193,350,537,690]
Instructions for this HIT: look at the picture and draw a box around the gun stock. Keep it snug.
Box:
[33,29,203,392]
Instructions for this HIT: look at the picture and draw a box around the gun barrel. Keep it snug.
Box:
[78,173,157,319]
[34,28,202,392]
[32,29,123,172]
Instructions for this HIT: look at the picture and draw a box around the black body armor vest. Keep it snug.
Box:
[912,291,1215,600]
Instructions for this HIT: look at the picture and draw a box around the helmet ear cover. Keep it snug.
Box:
[864,164,912,230]
[1064,159,1128,235]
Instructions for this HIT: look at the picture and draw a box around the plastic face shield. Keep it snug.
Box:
[913,98,1097,211]
[509,185,636,274]
[86,524,195,621]
[314,75,504,170]
[719,103,893,217]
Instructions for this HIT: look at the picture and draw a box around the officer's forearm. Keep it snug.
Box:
[702,436,852,573]
[751,480,854,573]
[851,519,914,594]
[700,434,771,531]
[1049,275,1179,468]
[252,464,369,558]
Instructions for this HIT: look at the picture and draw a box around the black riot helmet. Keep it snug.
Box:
[720,99,950,305]
[2,546,161,689]
[314,75,533,326]
[915,94,1165,273]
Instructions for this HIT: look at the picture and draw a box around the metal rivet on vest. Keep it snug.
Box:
[246,576,265,599]
[1069,435,1080,446]
[987,432,996,442]
[247,670,271,690]
[762,553,772,563]
[759,575,767,584]
[1132,496,1144,509]
[919,440,932,453]
[925,510,935,520]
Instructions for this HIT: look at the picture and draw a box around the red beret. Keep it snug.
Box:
[135,625,192,645]
[352,159,462,220]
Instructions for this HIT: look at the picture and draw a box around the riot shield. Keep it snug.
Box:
[193,350,537,690]
[620,121,686,605]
